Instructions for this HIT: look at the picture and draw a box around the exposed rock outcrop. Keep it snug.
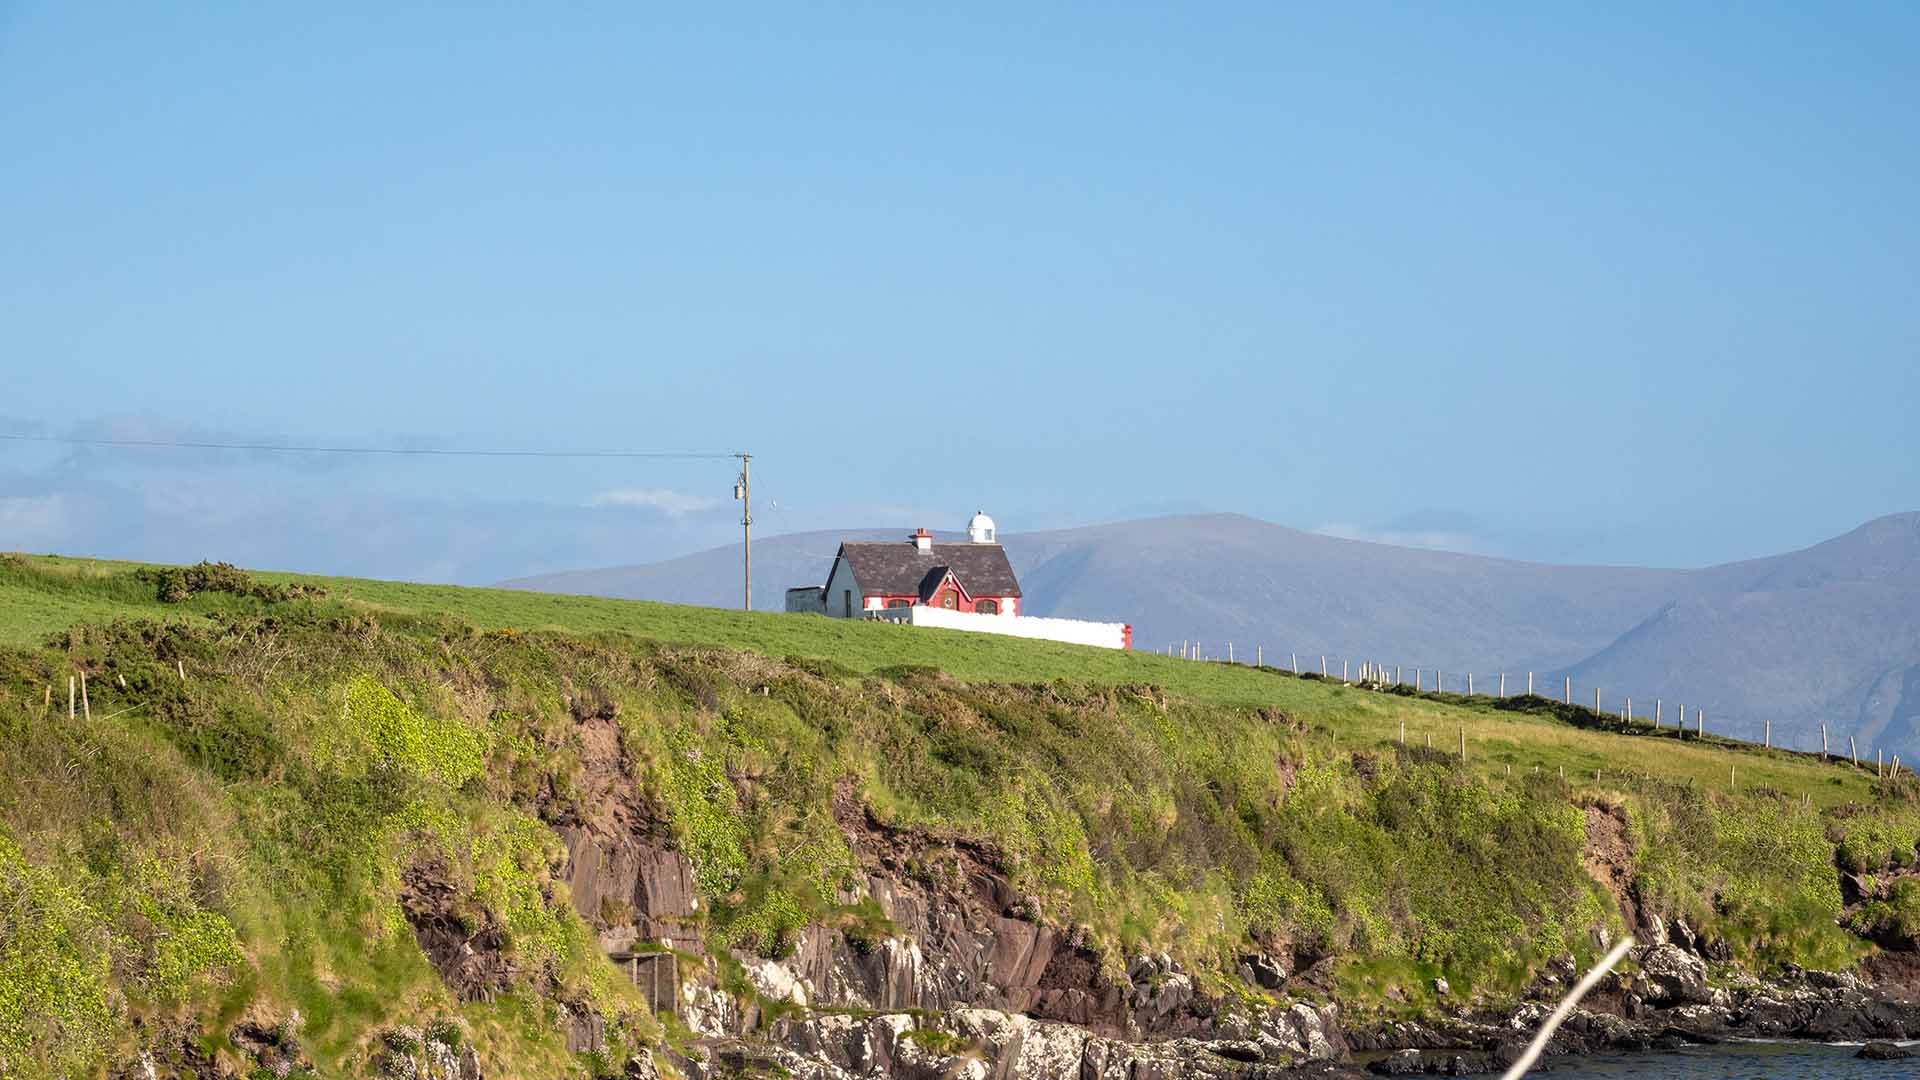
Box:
[1637,943,1710,1006]
[399,859,516,1002]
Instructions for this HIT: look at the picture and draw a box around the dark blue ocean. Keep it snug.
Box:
[1539,1041,1915,1077]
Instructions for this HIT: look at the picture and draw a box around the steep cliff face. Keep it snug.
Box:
[9,580,1920,1079]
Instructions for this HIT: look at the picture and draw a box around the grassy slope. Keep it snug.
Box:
[2,554,1883,807]
[4,553,1920,1080]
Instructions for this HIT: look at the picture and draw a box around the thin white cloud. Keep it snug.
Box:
[1312,522,1482,554]
[587,487,725,517]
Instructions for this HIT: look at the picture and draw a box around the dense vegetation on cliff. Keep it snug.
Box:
[4,553,1920,1078]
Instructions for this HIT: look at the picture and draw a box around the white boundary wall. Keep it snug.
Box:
[867,606,1129,649]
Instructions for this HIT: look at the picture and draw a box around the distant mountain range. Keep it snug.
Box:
[501,512,1920,758]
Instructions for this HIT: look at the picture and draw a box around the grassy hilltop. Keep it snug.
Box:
[4,553,1920,1078]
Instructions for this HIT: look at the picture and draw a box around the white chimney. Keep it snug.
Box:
[913,527,933,552]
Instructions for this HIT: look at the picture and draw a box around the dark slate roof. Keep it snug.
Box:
[834,541,1022,598]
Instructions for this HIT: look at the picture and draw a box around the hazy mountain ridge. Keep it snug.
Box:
[500,510,1920,757]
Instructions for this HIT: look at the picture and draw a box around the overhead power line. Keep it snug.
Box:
[4,430,760,614]
[0,432,738,460]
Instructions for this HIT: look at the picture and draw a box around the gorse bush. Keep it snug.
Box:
[136,560,327,604]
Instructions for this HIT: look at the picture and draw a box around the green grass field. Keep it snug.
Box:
[0,551,1880,808]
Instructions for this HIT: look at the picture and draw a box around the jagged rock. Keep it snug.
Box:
[1238,953,1288,990]
[1638,944,1710,1005]
[1808,969,1864,991]
[1644,912,1669,947]
[1859,1041,1915,1060]
[1431,977,1449,997]
[748,957,812,1007]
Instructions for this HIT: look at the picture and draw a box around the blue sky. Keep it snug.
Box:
[2,3,1916,582]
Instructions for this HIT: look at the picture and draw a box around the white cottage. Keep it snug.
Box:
[786,513,1132,649]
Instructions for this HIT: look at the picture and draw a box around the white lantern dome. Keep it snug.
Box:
[966,510,997,544]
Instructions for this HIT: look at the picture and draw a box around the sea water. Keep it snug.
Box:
[1541,1040,1914,1077]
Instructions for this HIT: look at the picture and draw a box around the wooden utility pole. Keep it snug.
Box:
[734,453,753,611]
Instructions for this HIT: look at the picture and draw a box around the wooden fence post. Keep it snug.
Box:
[1459,725,1466,762]
[80,671,90,720]
[68,675,75,719]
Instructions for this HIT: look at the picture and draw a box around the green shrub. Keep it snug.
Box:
[0,833,115,1078]
[337,674,484,788]
[136,560,327,604]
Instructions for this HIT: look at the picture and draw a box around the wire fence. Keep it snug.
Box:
[1157,639,1911,782]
